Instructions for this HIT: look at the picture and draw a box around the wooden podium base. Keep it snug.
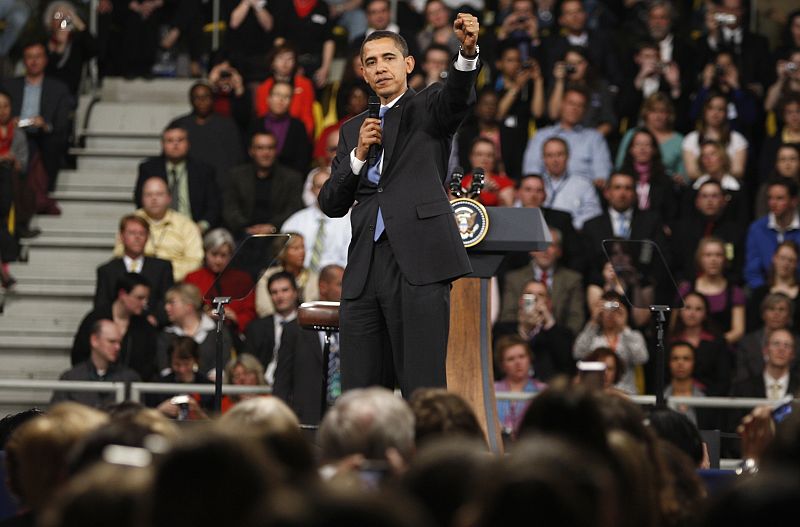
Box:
[446,277,503,453]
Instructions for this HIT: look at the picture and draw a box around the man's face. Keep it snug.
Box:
[249,134,278,169]
[647,5,671,40]
[268,83,293,116]
[311,170,331,200]
[604,175,635,212]
[497,48,522,77]
[366,0,391,30]
[162,129,189,163]
[542,140,568,176]
[91,322,122,364]
[559,0,587,33]
[423,49,449,80]
[269,278,298,316]
[318,268,344,302]
[695,183,725,217]
[767,185,796,217]
[475,92,498,122]
[119,285,150,316]
[518,177,546,208]
[141,178,171,219]
[531,237,561,269]
[669,345,695,381]
[766,330,795,369]
[120,220,148,257]
[23,44,47,77]
[560,91,587,127]
[190,85,214,118]
[361,37,414,103]
[323,130,339,166]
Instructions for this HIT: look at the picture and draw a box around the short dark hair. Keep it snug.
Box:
[608,171,635,185]
[361,30,410,60]
[250,130,277,146]
[267,271,298,292]
[695,178,724,194]
[114,272,151,296]
[542,136,570,156]
[168,336,200,362]
[563,84,590,102]
[520,173,545,186]
[424,43,452,61]
[319,264,344,284]
[668,340,697,359]
[162,123,187,137]
[119,214,150,234]
[189,81,212,98]
[767,176,799,198]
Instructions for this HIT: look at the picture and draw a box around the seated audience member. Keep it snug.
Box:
[415,0,459,56]
[408,43,451,91]
[255,234,319,317]
[500,227,584,335]
[168,82,244,182]
[754,143,800,218]
[360,0,401,39]
[531,136,601,229]
[244,271,299,386]
[574,292,648,394]
[512,173,584,273]
[494,280,576,382]
[254,44,316,137]
[408,388,485,448]
[457,137,516,207]
[157,283,232,381]
[664,342,707,426]
[282,167,351,272]
[185,228,256,335]
[221,353,267,412]
[581,171,667,281]
[668,291,731,396]
[615,93,685,181]
[583,347,625,393]
[116,177,203,282]
[747,241,800,332]
[736,293,800,384]
[223,131,304,240]
[745,178,800,289]
[732,328,799,400]
[96,214,174,324]
[313,125,340,172]
[148,336,212,419]
[681,93,748,182]
[4,404,107,527]
[42,3,97,97]
[758,95,800,182]
[687,140,746,219]
[456,89,510,179]
[678,236,746,346]
[764,50,800,114]
[135,125,220,233]
[617,128,677,222]
[251,80,312,175]
[72,273,158,381]
[548,46,617,137]
[493,335,547,439]
[318,386,415,472]
[523,86,612,187]
[207,62,253,135]
[669,179,743,283]
[1,41,74,212]
[275,265,345,425]
[52,320,141,407]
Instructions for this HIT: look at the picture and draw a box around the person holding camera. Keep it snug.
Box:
[765,50,800,114]
[573,291,648,395]
[207,62,253,137]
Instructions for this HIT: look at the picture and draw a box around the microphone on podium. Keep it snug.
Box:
[449,166,465,197]
[469,167,485,199]
[367,96,381,165]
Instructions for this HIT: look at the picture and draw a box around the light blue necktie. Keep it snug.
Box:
[367,106,388,241]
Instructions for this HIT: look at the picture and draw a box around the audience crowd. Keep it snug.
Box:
[2,0,800,517]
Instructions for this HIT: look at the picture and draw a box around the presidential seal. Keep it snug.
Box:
[450,197,489,248]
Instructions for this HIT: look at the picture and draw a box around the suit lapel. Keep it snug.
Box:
[381,88,415,176]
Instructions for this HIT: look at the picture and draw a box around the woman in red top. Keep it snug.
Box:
[254,44,315,138]
[184,228,256,334]
[458,137,515,206]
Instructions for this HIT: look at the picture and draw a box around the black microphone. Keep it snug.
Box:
[469,167,485,199]
[367,96,381,165]
[449,166,465,197]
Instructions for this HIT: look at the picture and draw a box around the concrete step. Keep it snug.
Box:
[99,77,196,104]
[85,135,162,151]
[23,245,110,268]
[86,101,187,133]
[21,233,114,250]
[10,282,94,298]
[76,154,148,172]
[0,295,93,315]
[51,188,131,203]
[33,215,121,234]
[57,169,137,190]
[54,200,135,220]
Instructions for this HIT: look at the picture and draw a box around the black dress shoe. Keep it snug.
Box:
[18,227,41,239]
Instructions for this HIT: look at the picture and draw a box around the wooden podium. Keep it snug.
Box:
[446,207,550,453]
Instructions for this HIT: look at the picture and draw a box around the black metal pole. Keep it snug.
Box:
[212,297,230,413]
[652,306,669,408]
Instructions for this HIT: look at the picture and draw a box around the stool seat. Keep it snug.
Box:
[298,301,340,332]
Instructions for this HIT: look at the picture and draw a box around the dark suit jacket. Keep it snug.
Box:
[319,62,478,299]
[243,315,277,368]
[135,156,221,228]
[223,163,304,235]
[503,207,586,275]
[94,257,174,325]
[273,321,326,425]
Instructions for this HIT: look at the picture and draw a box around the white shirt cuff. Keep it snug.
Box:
[455,51,479,72]
[350,148,366,174]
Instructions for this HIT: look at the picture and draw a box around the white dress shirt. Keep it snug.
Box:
[282,205,352,268]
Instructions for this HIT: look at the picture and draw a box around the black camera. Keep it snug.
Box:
[565,64,577,75]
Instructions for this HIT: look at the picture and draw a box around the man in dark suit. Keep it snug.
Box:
[2,40,74,222]
[223,131,304,239]
[318,18,480,396]
[243,272,299,386]
[274,264,344,425]
[94,214,174,326]
[581,171,668,282]
[134,125,221,232]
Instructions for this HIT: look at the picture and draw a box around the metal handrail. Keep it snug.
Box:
[129,382,271,402]
[495,391,789,410]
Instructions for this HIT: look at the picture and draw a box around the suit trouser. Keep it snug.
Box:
[339,236,450,397]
